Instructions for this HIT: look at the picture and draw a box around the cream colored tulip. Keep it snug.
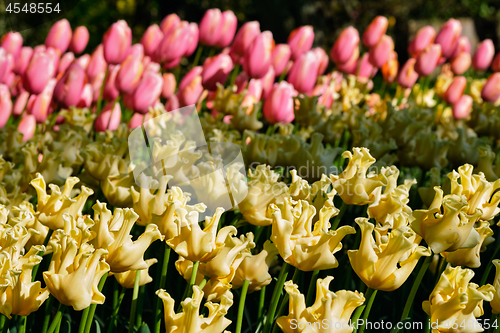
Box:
[491,260,500,314]
[112,258,157,289]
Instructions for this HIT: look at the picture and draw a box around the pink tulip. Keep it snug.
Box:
[0,85,12,128]
[287,51,319,94]
[177,67,203,107]
[260,66,275,99]
[444,76,466,105]
[76,54,91,70]
[201,54,233,91]
[184,23,199,57]
[216,11,238,48]
[144,61,161,73]
[179,66,203,92]
[161,73,176,98]
[127,44,144,60]
[91,72,104,102]
[199,9,223,46]
[453,95,473,119]
[23,50,56,94]
[77,83,93,108]
[263,81,295,124]
[1,32,23,57]
[451,36,470,59]
[330,27,359,64]
[243,31,274,78]
[132,72,163,113]
[271,44,291,76]
[128,113,144,129]
[492,53,500,72]
[165,94,180,111]
[368,35,394,68]
[28,78,56,123]
[58,52,75,75]
[87,44,107,81]
[451,52,471,75]
[116,54,144,94]
[247,78,263,101]
[95,101,121,132]
[415,44,441,76]
[408,26,435,57]
[46,47,61,73]
[102,20,132,65]
[481,72,500,103]
[18,114,36,141]
[103,64,120,101]
[2,71,14,87]
[70,26,89,54]
[156,22,190,64]
[337,48,359,75]
[13,47,33,76]
[231,21,261,59]
[363,16,389,48]
[13,90,29,116]
[160,14,181,35]
[312,47,328,76]
[141,25,164,57]
[45,19,72,53]
[434,19,462,59]
[287,25,314,60]
[357,53,377,81]
[398,58,419,88]
[472,39,495,71]
[0,49,13,83]
[54,63,86,107]
[381,51,398,83]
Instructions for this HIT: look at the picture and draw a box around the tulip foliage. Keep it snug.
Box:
[2,9,500,333]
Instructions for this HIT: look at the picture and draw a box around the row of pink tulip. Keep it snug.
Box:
[1,11,500,139]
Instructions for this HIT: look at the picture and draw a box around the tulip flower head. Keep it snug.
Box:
[287,25,314,60]
[202,54,233,91]
[271,44,291,76]
[443,75,467,105]
[69,26,89,54]
[102,20,132,65]
[368,35,394,68]
[215,10,238,48]
[408,26,435,57]
[330,27,359,64]
[472,39,495,71]
[1,32,23,57]
[363,16,388,48]
[263,81,295,124]
[415,44,441,76]
[45,19,72,53]
[481,72,500,103]
[231,21,261,60]
[54,63,87,108]
[141,24,164,58]
[287,50,320,94]
[451,51,471,75]
[243,31,274,79]
[199,8,223,46]
[492,260,500,314]
[434,18,462,59]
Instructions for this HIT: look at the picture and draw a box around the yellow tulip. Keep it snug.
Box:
[156,286,233,333]
[475,146,498,181]
[423,266,495,332]
[418,167,442,208]
[270,198,355,271]
[8,201,48,247]
[491,260,500,314]
[112,258,157,289]
[348,218,431,291]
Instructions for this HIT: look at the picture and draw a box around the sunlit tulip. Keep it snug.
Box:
[312,47,328,75]
[357,53,377,82]
[336,47,359,74]
[381,51,398,83]
[141,24,163,57]
[231,21,261,60]
[443,222,493,268]
[271,44,291,75]
[116,54,143,94]
[103,64,120,101]
[184,23,199,57]
[28,78,56,123]
[102,20,132,65]
[408,26,435,57]
[128,112,145,129]
[87,44,107,82]
[444,75,466,105]
[263,81,295,124]
[492,260,500,314]
[423,267,494,332]
[45,19,72,53]
[451,52,471,75]
[165,94,180,111]
[162,72,176,98]
[368,35,394,68]
[156,22,189,64]
[160,13,180,35]
[95,101,121,132]
[177,66,203,106]
[277,277,365,333]
[363,16,388,48]
[451,36,471,59]
[330,27,359,64]
[415,44,441,76]
[202,54,233,91]
[77,83,93,108]
[1,32,23,57]
[113,259,157,289]
[243,31,274,78]
[472,39,495,71]
[287,25,314,60]
[13,46,32,75]
[69,26,89,54]
[22,50,56,94]
[481,72,500,103]
[216,10,238,48]
[199,8,223,46]
[0,84,12,128]
[287,51,319,93]
[133,71,163,113]
[17,114,36,141]
[54,63,86,107]
[13,90,29,116]
[259,66,275,99]
[57,52,74,75]
[434,18,462,59]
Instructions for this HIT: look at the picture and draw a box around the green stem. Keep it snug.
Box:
[188,261,200,297]
[19,316,27,333]
[207,48,216,58]
[41,296,54,333]
[153,244,171,333]
[0,315,6,333]
[236,279,250,333]
[305,270,319,306]
[278,71,286,82]
[78,307,90,333]
[136,285,146,327]
[229,64,241,88]
[257,285,266,321]
[379,81,387,98]
[198,276,209,290]
[32,229,54,282]
[264,262,290,333]
[331,202,347,230]
[128,270,141,333]
[107,286,126,333]
[84,272,108,333]
[351,287,376,333]
[480,244,500,286]
[47,303,66,333]
[192,46,204,68]
[359,288,378,333]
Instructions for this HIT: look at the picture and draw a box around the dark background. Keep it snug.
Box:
[1,0,499,62]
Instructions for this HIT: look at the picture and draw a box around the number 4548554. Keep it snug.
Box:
[6,3,61,13]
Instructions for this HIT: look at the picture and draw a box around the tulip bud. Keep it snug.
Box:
[23,50,56,94]
[95,101,121,132]
[156,22,189,64]
[13,46,32,75]
[160,13,181,35]
[199,9,223,46]
[260,66,275,99]
[141,25,164,58]
[434,19,462,59]
[69,26,89,54]
[263,81,295,124]
[451,52,471,75]
[381,51,398,83]
[90,72,104,102]
[451,36,470,59]
[357,53,377,81]
[201,54,233,91]
[102,20,132,65]
[13,90,29,116]
[77,83,93,108]
[100,64,119,101]
[330,27,359,64]
[472,39,495,71]
[116,54,144,94]
[444,76,466,105]
[57,52,75,75]
[398,58,419,88]
[287,25,314,60]
[77,54,91,71]
[312,47,328,76]
[337,48,359,75]
[287,51,319,93]
[54,63,86,107]
[45,19,72,53]
[271,44,291,76]
[165,94,180,111]
[368,35,394,68]
[0,84,12,128]
[492,53,500,72]
[0,49,13,83]
[133,72,163,113]
[215,11,238,48]
[363,16,389,48]
[243,31,274,78]
[28,78,56,123]
[408,26,435,57]
[452,94,473,119]
[1,32,23,57]
[128,112,146,129]
[481,72,500,103]
[415,44,441,76]
[161,73,176,98]
[18,114,36,141]
[231,21,261,59]
[87,44,107,81]
[184,23,199,57]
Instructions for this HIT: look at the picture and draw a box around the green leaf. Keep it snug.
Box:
[138,323,151,333]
